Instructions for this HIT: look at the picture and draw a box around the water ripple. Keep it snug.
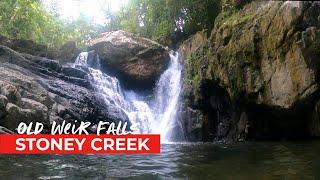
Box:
[0,142,319,179]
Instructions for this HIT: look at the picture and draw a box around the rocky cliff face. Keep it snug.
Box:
[0,45,129,133]
[180,1,320,142]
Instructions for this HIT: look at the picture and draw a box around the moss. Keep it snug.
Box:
[183,43,212,104]
[222,13,254,29]
[192,74,200,88]
[184,53,201,87]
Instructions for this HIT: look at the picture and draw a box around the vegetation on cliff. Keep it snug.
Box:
[180,1,320,142]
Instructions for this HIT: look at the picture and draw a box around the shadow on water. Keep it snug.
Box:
[0,141,320,179]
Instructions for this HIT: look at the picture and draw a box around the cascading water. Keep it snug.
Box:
[150,53,183,140]
[73,51,183,142]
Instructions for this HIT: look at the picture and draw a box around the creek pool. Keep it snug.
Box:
[0,141,319,179]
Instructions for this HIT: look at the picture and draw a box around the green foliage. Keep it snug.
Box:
[0,0,45,41]
[218,10,254,29]
[117,0,221,41]
[0,0,223,49]
[0,0,98,49]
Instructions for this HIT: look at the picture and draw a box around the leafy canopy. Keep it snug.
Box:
[0,0,98,49]
[117,0,220,41]
[0,0,221,49]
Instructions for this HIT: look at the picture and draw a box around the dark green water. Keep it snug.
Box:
[0,141,319,179]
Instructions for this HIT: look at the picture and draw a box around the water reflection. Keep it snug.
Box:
[0,142,319,179]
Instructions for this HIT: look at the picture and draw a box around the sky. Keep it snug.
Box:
[42,0,129,25]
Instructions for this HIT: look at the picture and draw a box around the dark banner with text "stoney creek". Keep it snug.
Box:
[0,134,160,154]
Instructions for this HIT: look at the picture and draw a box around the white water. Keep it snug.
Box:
[73,51,182,142]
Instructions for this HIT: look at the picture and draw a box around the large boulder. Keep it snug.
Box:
[181,1,320,142]
[0,45,130,133]
[89,30,170,89]
[3,103,43,130]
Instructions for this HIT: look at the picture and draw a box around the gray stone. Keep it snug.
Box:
[0,126,13,134]
[0,95,8,119]
[0,45,130,132]
[89,30,170,89]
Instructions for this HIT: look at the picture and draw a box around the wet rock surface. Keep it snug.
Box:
[0,45,129,132]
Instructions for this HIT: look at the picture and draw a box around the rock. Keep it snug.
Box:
[0,36,81,64]
[181,1,320,141]
[53,103,67,116]
[0,45,130,132]
[180,30,208,59]
[183,107,203,141]
[3,103,38,130]
[237,111,248,139]
[1,84,21,104]
[0,126,13,134]
[22,53,61,72]
[61,66,87,79]
[210,1,320,108]
[54,41,81,64]
[89,30,170,89]
[20,98,48,111]
[310,100,320,137]
[20,98,48,123]
[0,35,49,57]
[0,95,8,119]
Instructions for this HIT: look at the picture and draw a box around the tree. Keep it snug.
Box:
[0,0,221,49]
[0,0,98,49]
[116,0,221,42]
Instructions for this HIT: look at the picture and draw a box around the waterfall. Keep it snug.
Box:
[73,51,183,142]
[150,52,182,140]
